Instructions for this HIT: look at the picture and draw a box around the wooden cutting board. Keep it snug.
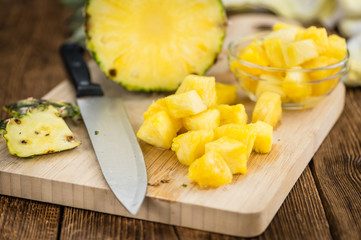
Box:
[0,15,345,237]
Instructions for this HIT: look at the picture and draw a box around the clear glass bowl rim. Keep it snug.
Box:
[228,31,349,73]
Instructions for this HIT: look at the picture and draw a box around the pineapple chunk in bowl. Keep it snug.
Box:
[227,29,349,110]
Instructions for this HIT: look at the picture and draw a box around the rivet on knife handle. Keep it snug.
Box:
[60,43,104,97]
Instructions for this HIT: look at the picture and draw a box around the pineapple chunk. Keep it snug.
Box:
[266,28,298,43]
[215,82,238,105]
[206,136,248,174]
[282,71,311,102]
[252,92,282,127]
[183,109,220,131]
[264,37,286,68]
[239,39,269,75]
[165,90,207,118]
[137,111,177,149]
[325,34,347,60]
[171,130,214,165]
[256,73,286,99]
[282,39,319,67]
[143,98,182,131]
[300,26,329,54]
[176,74,217,108]
[214,123,256,158]
[216,104,248,125]
[3,106,81,158]
[250,121,273,153]
[188,150,232,187]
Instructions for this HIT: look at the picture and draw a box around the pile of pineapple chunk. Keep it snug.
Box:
[231,22,347,103]
[137,75,282,187]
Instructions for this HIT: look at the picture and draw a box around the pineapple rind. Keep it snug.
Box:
[188,150,232,187]
[3,106,81,158]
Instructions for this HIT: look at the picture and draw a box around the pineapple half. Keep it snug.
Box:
[85,0,226,91]
[1,105,81,158]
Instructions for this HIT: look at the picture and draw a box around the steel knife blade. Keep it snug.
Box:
[60,43,147,215]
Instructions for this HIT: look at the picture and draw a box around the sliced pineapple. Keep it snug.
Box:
[137,111,177,149]
[266,28,298,43]
[176,74,217,107]
[264,37,286,68]
[171,130,214,165]
[250,121,273,153]
[188,150,232,187]
[214,123,256,158]
[252,92,282,127]
[216,104,248,125]
[143,98,182,131]
[215,82,238,105]
[325,34,347,60]
[183,109,220,131]
[165,90,207,118]
[282,70,311,102]
[239,39,269,75]
[282,39,319,67]
[299,26,329,54]
[2,106,81,158]
[86,0,226,91]
[256,73,286,100]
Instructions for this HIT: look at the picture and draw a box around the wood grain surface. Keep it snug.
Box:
[0,1,360,239]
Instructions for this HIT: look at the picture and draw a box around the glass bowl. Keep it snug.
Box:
[227,31,349,110]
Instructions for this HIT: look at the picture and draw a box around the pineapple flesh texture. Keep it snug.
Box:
[206,136,248,174]
[3,106,81,158]
[216,104,248,125]
[183,109,220,131]
[171,130,214,165]
[143,98,182,132]
[300,26,329,55]
[214,123,256,158]
[325,35,347,60]
[282,71,311,102]
[188,150,232,187]
[282,39,319,67]
[215,82,238,105]
[238,39,269,75]
[264,37,286,68]
[256,73,286,100]
[137,111,177,149]
[250,121,273,153]
[86,0,226,91]
[252,92,282,127]
[165,90,207,118]
[176,74,217,108]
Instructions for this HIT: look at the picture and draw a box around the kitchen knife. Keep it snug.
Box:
[60,43,147,215]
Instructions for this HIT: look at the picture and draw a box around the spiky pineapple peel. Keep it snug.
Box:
[85,0,227,92]
[0,98,81,158]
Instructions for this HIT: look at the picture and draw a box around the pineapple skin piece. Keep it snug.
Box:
[250,121,273,153]
[183,109,220,131]
[137,111,177,149]
[3,106,81,158]
[206,136,248,174]
[215,82,238,105]
[165,90,207,119]
[216,104,248,125]
[252,92,282,127]
[171,130,214,166]
[188,150,232,187]
[176,74,217,108]
[85,0,226,91]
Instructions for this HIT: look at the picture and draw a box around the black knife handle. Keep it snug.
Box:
[60,43,104,97]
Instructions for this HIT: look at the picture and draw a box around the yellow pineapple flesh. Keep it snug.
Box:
[188,150,232,187]
[86,0,226,91]
[282,39,319,67]
[256,73,286,100]
[137,111,177,149]
[264,37,286,68]
[282,71,311,102]
[176,74,217,108]
[215,82,238,105]
[171,130,214,165]
[325,34,347,60]
[216,104,248,125]
[250,121,273,153]
[183,109,220,131]
[165,90,207,118]
[252,92,282,127]
[300,26,329,54]
[206,136,248,174]
[214,123,256,158]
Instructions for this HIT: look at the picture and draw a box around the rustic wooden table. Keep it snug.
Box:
[0,1,360,239]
